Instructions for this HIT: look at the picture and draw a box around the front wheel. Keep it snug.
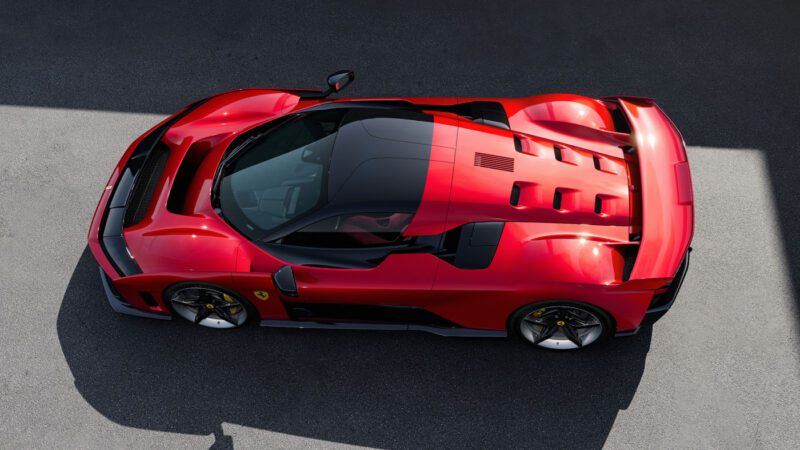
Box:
[165,283,253,329]
[509,302,612,350]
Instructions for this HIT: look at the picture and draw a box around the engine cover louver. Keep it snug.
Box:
[474,152,514,172]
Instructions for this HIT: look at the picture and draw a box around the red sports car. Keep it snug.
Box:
[88,71,693,350]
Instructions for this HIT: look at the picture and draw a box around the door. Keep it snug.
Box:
[265,212,444,324]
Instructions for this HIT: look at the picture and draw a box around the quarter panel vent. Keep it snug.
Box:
[553,189,563,210]
[167,141,213,215]
[510,183,521,206]
[124,143,169,226]
[474,152,514,172]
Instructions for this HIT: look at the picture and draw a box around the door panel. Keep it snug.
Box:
[291,253,440,309]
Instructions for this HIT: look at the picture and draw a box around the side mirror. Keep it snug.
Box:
[299,70,354,99]
[326,70,354,93]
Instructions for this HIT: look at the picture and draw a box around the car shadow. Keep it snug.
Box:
[58,247,651,449]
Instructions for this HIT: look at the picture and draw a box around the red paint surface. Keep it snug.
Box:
[88,89,693,331]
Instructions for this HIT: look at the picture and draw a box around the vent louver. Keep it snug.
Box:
[474,152,514,172]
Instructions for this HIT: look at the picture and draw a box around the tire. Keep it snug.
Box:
[164,282,256,329]
[508,301,613,350]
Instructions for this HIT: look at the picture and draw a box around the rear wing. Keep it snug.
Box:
[614,97,694,281]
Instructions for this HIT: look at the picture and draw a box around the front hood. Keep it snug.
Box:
[444,122,631,230]
[121,89,300,273]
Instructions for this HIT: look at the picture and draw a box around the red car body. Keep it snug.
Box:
[88,86,693,339]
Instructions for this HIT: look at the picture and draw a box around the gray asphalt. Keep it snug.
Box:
[1,1,800,449]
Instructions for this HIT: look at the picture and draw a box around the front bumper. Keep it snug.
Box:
[96,99,207,277]
[99,268,171,320]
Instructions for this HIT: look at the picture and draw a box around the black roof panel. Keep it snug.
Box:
[326,109,433,213]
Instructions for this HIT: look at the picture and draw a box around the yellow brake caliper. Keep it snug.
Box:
[223,293,242,315]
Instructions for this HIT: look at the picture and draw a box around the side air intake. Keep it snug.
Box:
[510,183,521,206]
[124,143,169,226]
[553,189,563,210]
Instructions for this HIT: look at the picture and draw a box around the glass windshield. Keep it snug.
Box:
[217,110,345,240]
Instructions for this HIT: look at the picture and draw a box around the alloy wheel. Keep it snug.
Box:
[169,286,248,329]
[518,305,604,350]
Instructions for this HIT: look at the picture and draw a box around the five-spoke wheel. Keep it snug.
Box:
[511,302,610,350]
[166,284,250,329]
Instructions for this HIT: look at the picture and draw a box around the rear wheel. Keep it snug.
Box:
[510,301,611,350]
[165,283,253,329]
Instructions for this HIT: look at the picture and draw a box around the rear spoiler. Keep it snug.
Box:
[612,97,694,281]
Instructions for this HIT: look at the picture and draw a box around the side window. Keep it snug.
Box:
[282,213,414,248]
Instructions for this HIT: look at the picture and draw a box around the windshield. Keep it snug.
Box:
[217,109,345,240]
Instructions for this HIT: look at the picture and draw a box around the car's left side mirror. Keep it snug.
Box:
[326,70,354,94]
[299,70,354,99]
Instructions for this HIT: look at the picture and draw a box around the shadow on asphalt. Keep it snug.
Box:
[58,248,651,448]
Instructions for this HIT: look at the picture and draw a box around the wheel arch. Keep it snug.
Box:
[506,299,617,337]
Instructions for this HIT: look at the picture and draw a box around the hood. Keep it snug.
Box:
[121,89,300,273]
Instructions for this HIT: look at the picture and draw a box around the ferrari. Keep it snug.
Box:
[88,70,693,350]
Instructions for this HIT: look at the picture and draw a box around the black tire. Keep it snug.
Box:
[508,300,614,350]
[163,282,257,328]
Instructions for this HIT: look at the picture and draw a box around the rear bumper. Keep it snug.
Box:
[99,268,171,320]
[640,248,691,326]
[614,248,691,337]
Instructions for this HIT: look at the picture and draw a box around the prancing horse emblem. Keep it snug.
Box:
[253,291,270,301]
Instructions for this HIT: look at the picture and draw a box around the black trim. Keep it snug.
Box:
[124,143,169,226]
[641,249,691,326]
[98,268,171,320]
[294,99,510,130]
[510,183,521,206]
[450,101,510,130]
[621,245,639,282]
[609,105,632,134]
[284,302,460,327]
[553,189,563,210]
[614,327,640,338]
[513,135,523,152]
[452,222,505,269]
[260,319,507,337]
[263,242,413,269]
[139,291,159,308]
[273,266,298,297]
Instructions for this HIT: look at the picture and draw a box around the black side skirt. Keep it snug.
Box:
[260,320,507,338]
